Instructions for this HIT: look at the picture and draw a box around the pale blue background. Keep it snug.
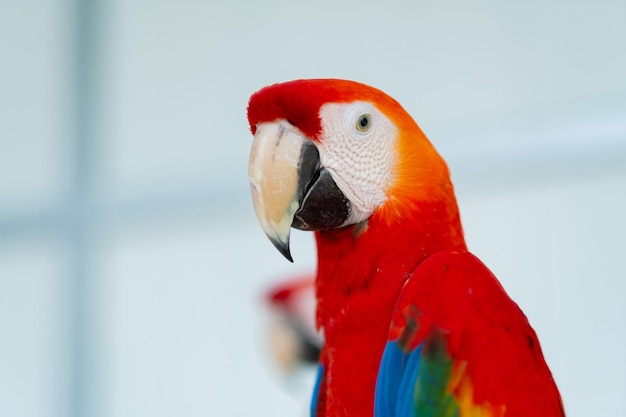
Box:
[1,1,625,416]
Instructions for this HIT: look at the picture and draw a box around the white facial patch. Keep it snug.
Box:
[317,101,397,225]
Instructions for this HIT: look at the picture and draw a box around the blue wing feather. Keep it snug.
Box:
[311,364,324,417]
[375,341,424,417]
[375,341,405,417]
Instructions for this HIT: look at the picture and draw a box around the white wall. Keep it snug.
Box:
[1,1,625,416]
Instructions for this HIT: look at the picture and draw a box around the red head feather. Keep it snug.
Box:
[247,79,406,141]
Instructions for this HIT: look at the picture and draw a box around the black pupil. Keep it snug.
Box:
[360,116,369,128]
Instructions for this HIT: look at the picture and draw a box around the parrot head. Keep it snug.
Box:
[247,79,457,261]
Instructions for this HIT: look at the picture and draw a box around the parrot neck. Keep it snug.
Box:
[313,196,466,416]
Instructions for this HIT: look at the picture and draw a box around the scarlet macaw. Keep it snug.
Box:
[247,79,565,417]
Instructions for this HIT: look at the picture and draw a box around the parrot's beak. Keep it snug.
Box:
[248,122,314,262]
[248,121,351,262]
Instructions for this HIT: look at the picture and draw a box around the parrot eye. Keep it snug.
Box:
[356,113,372,133]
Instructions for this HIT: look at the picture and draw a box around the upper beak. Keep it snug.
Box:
[248,122,318,262]
[248,121,352,262]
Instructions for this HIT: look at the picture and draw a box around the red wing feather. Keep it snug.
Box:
[386,250,565,416]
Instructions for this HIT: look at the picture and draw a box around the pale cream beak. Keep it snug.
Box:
[248,121,310,262]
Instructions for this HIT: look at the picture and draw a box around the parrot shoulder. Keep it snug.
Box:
[375,250,565,417]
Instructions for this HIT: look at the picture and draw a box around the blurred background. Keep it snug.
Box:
[1,1,625,416]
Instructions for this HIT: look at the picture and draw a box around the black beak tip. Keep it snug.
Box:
[270,237,294,263]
